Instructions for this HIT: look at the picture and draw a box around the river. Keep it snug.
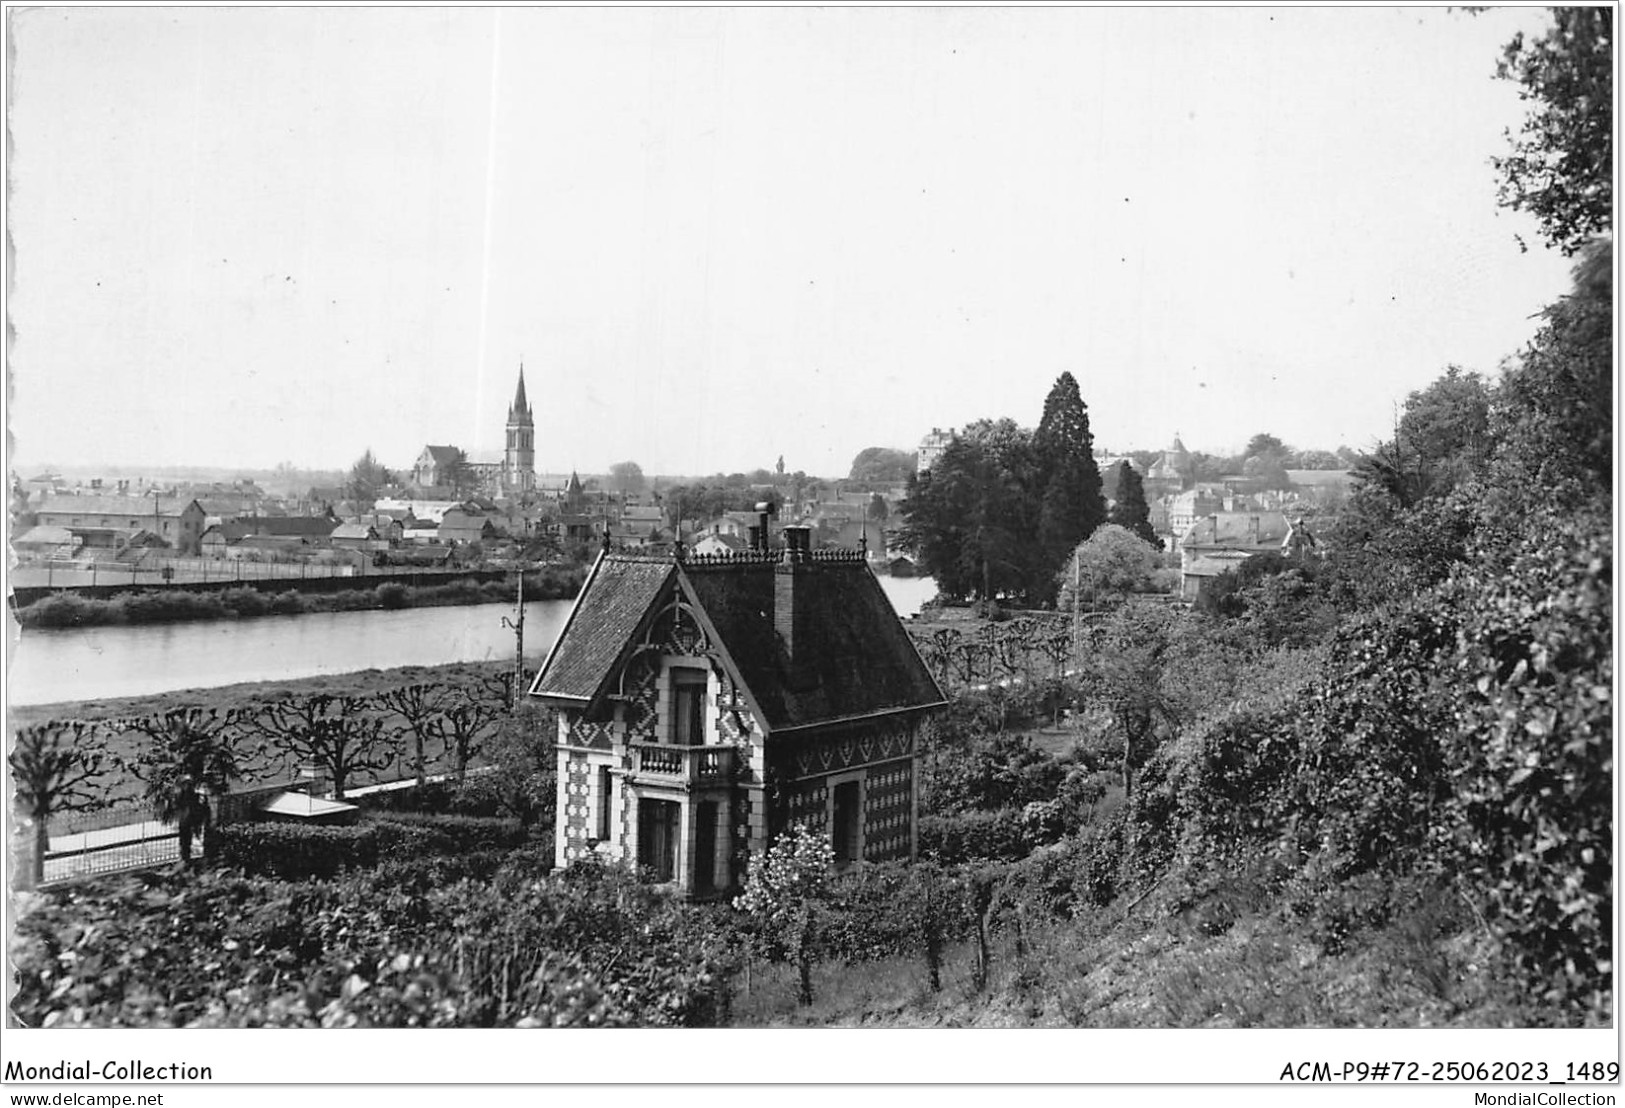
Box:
[6,575,940,707]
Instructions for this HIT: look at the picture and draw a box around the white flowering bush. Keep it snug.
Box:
[733,825,836,1005]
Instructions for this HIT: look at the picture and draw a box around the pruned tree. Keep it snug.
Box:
[245,694,397,800]
[11,721,110,886]
[429,674,513,784]
[373,683,446,787]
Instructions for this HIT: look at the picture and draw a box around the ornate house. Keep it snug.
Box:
[528,524,945,896]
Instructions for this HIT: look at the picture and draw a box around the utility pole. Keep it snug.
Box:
[1070,546,1081,674]
[501,568,525,709]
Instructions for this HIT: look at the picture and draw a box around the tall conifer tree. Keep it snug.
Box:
[1108,461,1162,549]
[1034,372,1107,569]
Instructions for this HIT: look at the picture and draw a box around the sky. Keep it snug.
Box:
[5,5,1583,479]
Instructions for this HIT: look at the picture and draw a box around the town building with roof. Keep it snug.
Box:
[33,494,207,555]
[1178,511,1317,600]
[1144,434,1192,498]
[1284,469,1355,505]
[528,523,946,897]
[916,427,956,475]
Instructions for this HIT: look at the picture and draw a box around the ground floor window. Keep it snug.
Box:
[637,797,679,882]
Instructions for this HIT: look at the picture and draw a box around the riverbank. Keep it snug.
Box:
[9,658,515,729]
[11,564,587,631]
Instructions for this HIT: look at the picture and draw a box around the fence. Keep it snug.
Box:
[40,802,179,886]
[11,556,366,590]
[9,560,511,609]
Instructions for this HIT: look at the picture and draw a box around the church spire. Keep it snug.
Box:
[510,364,531,418]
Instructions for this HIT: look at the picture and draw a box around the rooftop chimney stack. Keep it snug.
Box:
[754,501,775,552]
[776,525,815,688]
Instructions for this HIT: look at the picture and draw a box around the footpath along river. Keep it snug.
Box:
[6,575,940,707]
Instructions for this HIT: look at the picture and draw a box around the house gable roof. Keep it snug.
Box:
[36,494,202,520]
[682,557,943,731]
[531,555,678,703]
[1183,510,1293,549]
[530,550,945,731]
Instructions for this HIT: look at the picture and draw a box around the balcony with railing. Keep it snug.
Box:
[631,743,737,787]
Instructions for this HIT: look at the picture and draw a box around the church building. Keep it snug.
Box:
[409,366,537,498]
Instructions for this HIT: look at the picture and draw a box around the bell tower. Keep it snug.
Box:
[504,365,536,494]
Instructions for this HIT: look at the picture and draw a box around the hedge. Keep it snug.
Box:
[918,808,1034,865]
[214,814,530,880]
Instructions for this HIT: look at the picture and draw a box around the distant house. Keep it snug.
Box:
[34,494,206,555]
[710,511,763,540]
[13,525,79,558]
[439,510,501,545]
[917,427,956,475]
[620,505,665,529]
[227,534,312,561]
[690,533,747,557]
[1162,489,1225,556]
[374,498,462,525]
[1285,469,1355,504]
[529,526,946,897]
[1144,436,1192,498]
[200,515,339,558]
[330,522,384,551]
[1179,511,1314,600]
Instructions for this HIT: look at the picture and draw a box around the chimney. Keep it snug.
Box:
[776,526,815,686]
[754,500,777,552]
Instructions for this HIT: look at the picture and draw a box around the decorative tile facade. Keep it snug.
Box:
[862,759,914,862]
[561,754,592,863]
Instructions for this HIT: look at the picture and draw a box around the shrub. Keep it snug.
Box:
[11,856,733,1028]
[1445,509,1612,1018]
[21,592,106,628]
[375,582,409,609]
[918,808,1032,865]
[213,814,528,879]
[827,861,969,991]
[268,590,310,616]
[354,780,502,817]
[219,587,270,617]
[368,812,529,855]
[118,590,225,624]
